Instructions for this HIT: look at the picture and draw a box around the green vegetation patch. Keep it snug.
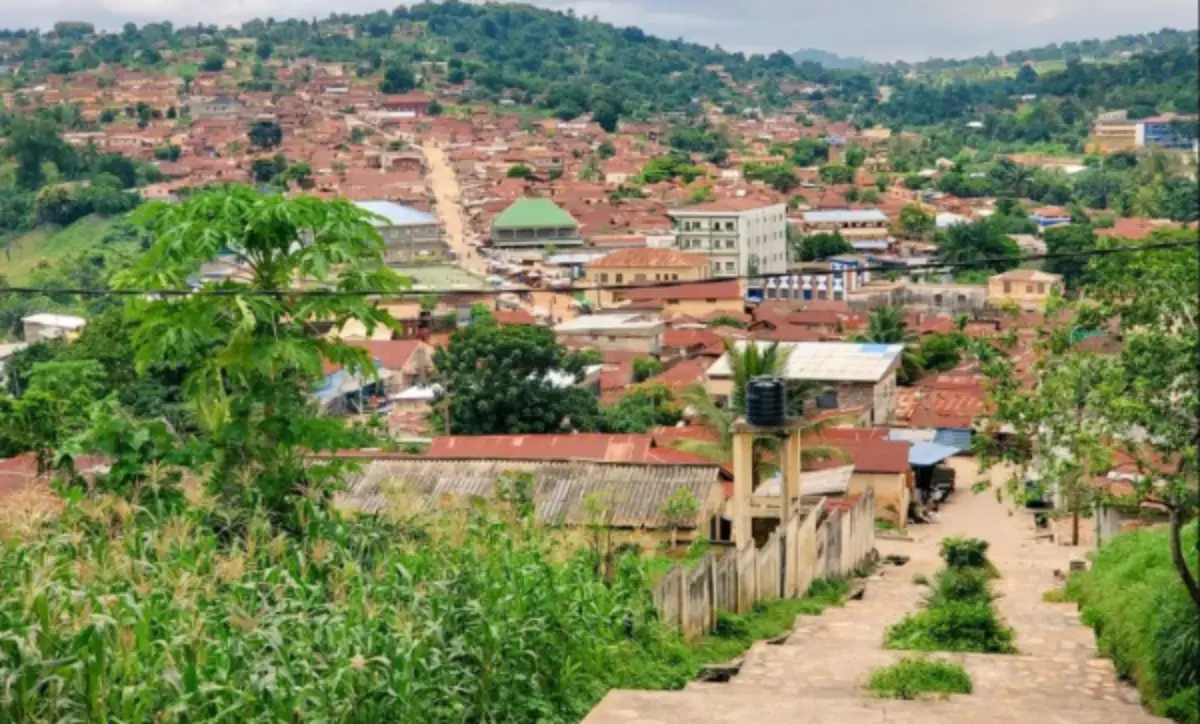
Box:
[867,657,973,699]
[1067,522,1199,723]
[886,537,1016,654]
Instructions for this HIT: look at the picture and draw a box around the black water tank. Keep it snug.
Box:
[745,376,787,428]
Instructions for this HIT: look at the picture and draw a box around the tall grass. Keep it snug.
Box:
[0,496,690,722]
[0,494,855,722]
[1067,522,1199,723]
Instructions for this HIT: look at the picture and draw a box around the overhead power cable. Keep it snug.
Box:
[0,239,1195,299]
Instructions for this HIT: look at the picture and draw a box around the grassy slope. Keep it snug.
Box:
[0,215,114,285]
[1068,522,1199,723]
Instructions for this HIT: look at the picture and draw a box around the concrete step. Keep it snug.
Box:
[583,689,1168,724]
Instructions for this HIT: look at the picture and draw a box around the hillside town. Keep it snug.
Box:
[0,12,1197,724]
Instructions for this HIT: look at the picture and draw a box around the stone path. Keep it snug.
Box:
[585,458,1164,723]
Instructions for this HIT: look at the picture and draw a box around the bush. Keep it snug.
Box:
[940,536,991,570]
[925,568,994,607]
[886,601,1017,654]
[868,657,973,699]
[1068,522,1199,723]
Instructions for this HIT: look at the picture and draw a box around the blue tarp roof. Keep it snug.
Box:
[908,441,961,467]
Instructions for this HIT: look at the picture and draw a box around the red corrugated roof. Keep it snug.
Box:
[348,340,427,371]
[804,438,910,474]
[650,359,710,390]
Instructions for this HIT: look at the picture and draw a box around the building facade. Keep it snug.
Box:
[801,209,892,242]
[553,312,665,355]
[987,269,1063,310]
[752,257,872,303]
[668,200,788,278]
[490,198,583,250]
[584,248,710,308]
[1136,116,1199,151]
[354,200,444,265]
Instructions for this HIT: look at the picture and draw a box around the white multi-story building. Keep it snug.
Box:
[668,200,788,278]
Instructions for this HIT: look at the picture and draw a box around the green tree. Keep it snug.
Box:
[115,187,406,525]
[0,360,104,471]
[660,487,700,549]
[248,119,283,150]
[201,54,225,72]
[856,307,923,384]
[934,220,1020,272]
[600,383,681,434]
[819,164,854,184]
[844,145,867,169]
[432,314,600,435]
[917,333,964,373]
[899,203,935,239]
[632,357,663,383]
[507,163,534,180]
[255,39,274,60]
[977,232,1199,603]
[795,231,853,261]
[1042,223,1097,290]
[380,65,416,94]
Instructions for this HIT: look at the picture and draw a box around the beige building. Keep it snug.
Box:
[554,312,665,355]
[987,269,1063,311]
[669,199,789,277]
[585,248,711,308]
[1086,111,1138,154]
[22,313,87,343]
[706,341,904,425]
[801,209,891,242]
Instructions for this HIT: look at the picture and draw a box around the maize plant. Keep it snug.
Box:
[0,497,689,723]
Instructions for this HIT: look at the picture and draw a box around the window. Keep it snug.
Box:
[725,221,735,231]
[957,294,967,304]
[635,273,647,282]
[726,240,735,249]
[725,261,735,271]
[817,391,839,409]
[615,273,624,283]
[599,273,608,283]
[667,299,679,304]
[705,298,716,303]
[934,294,943,306]
[1026,284,1033,293]
[1003,282,1012,294]
[607,336,616,342]
[1037,283,1045,294]
[671,274,679,280]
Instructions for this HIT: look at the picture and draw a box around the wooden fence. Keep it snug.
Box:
[651,489,876,638]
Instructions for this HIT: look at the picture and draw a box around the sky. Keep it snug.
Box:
[2,0,1197,62]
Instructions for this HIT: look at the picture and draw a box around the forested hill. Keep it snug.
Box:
[0,2,805,118]
[790,48,868,70]
[896,27,1199,73]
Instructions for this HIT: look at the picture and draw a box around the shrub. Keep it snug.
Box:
[868,657,973,699]
[940,536,991,570]
[925,568,993,607]
[1068,522,1199,723]
[886,601,1017,654]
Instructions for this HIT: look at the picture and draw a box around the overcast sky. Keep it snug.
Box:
[3,0,1197,61]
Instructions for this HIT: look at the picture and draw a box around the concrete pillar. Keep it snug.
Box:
[732,423,755,547]
[781,426,803,526]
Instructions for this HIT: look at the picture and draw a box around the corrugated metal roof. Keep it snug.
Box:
[933,428,973,450]
[354,200,438,227]
[492,198,578,230]
[706,341,903,383]
[756,465,854,498]
[908,442,962,467]
[338,459,720,529]
[802,209,889,224]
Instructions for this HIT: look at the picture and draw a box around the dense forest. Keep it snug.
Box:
[894,27,1199,73]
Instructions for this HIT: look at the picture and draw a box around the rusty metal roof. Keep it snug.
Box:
[339,459,720,529]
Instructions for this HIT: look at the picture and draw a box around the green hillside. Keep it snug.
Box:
[0,215,116,286]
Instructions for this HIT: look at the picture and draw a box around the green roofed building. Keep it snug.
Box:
[490,198,583,249]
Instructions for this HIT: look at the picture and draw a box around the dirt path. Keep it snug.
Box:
[421,141,486,277]
[585,457,1164,723]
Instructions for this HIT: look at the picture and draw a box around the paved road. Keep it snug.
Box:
[585,457,1165,723]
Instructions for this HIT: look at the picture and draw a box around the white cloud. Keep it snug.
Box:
[4,0,1197,61]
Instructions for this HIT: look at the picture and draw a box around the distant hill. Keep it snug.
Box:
[790,48,869,70]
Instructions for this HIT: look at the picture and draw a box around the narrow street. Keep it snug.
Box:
[586,457,1165,723]
[421,141,486,277]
